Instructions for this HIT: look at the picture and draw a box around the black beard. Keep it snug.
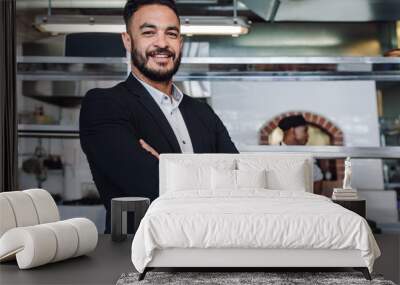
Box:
[131,47,182,82]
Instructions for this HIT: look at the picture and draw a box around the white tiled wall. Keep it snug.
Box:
[210,80,384,190]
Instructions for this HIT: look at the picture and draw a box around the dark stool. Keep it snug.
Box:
[111,197,150,242]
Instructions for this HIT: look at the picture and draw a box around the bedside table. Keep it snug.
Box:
[332,199,366,218]
[111,197,150,242]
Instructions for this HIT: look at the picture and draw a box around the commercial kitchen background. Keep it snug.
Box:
[15,0,400,236]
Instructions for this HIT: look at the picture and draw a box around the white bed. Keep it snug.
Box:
[131,153,380,280]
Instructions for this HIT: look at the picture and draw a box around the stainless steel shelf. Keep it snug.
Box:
[181,56,400,65]
[17,73,126,81]
[239,145,400,159]
[17,71,400,82]
[17,56,400,65]
[18,133,79,138]
[174,71,400,81]
[17,56,400,81]
[18,124,79,139]
[17,56,129,64]
[18,124,78,132]
[15,127,400,157]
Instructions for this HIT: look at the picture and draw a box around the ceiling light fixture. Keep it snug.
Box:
[181,16,249,36]
[34,15,249,37]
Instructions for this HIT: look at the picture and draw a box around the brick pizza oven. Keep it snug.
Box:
[259,111,345,183]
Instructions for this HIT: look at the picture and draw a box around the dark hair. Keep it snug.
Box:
[278,115,307,131]
[123,0,180,29]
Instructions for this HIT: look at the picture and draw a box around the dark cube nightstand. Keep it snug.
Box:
[332,199,366,218]
[111,197,150,242]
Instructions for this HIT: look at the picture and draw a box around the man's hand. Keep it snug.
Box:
[139,139,159,159]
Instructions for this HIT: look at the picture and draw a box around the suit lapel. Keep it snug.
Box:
[123,74,181,153]
[179,96,204,153]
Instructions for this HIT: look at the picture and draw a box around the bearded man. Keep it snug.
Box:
[79,0,238,233]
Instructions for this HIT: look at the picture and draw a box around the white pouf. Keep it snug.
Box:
[0,189,98,269]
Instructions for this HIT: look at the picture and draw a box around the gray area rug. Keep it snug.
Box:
[116,272,396,285]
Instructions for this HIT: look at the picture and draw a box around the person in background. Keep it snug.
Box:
[278,115,323,194]
[79,0,238,233]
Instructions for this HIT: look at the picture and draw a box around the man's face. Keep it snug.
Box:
[293,125,309,145]
[123,4,183,82]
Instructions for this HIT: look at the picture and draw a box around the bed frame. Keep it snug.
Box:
[139,154,372,281]
[139,248,371,280]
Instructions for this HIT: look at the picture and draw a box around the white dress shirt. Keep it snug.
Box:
[133,74,194,153]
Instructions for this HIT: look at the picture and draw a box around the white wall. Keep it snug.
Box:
[210,80,384,190]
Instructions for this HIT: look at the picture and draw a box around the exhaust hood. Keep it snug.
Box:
[18,0,400,22]
[240,0,400,22]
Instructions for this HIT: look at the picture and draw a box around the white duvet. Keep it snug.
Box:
[131,190,380,273]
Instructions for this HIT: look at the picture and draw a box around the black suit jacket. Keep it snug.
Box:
[79,74,238,232]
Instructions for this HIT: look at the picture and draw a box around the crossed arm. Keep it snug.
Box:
[139,139,159,159]
[80,89,238,193]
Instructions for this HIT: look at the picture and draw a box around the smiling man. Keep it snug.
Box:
[79,0,238,233]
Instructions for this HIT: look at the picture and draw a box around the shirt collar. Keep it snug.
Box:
[132,72,183,108]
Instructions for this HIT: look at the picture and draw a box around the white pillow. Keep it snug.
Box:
[211,168,236,190]
[166,159,235,192]
[266,166,307,191]
[167,163,208,191]
[211,168,267,191]
[237,158,309,191]
[237,169,267,189]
